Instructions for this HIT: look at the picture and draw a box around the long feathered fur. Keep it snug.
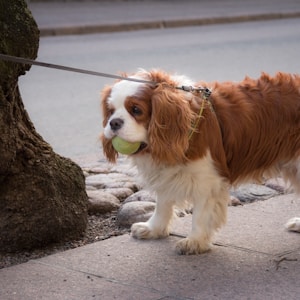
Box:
[101,70,300,254]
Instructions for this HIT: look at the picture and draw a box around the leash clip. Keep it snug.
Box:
[178,85,212,100]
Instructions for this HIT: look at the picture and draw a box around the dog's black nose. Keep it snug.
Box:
[110,118,124,131]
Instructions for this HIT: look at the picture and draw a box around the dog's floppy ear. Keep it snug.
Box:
[148,85,194,165]
[100,85,118,163]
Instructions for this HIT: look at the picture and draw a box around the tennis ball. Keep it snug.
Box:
[112,136,141,155]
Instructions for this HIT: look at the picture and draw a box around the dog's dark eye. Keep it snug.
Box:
[131,106,142,116]
[108,108,115,116]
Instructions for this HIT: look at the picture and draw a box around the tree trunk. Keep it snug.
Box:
[0,0,88,252]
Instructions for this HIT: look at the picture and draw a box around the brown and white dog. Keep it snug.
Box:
[101,69,300,254]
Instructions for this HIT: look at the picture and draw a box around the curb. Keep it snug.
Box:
[39,11,300,37]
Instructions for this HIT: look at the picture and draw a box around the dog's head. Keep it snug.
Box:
[101,70,197,165]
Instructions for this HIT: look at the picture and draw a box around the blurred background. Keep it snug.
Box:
[20,0,300,162]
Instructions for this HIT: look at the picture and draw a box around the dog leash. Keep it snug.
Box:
[0,53,213,140]
[0,53,212,96]
[176,85,212,100]
[0,53,157,85]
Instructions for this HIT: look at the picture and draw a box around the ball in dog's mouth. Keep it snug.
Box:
[112,136,146,155]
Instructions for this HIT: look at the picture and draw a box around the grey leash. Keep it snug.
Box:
[0,53,211,96]
[0,53,156,85]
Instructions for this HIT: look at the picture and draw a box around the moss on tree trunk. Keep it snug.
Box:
[0,0,88,252]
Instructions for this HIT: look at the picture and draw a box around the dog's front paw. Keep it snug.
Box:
[131,222,169,239]
[175,237,211,255]
[285,217,300,232]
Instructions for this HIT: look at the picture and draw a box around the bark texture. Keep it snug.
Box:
[0,0,88,252]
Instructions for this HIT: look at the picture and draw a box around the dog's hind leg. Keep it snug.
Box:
[280,159,300,233]
[285,217,300,232]
[280,158,300,193]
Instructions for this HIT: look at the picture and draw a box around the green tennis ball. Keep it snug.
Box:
[112,136,141,155]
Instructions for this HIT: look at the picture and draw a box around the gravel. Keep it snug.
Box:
[0,212,129,269]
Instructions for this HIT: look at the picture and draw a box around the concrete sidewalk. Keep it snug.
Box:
[1,193,300,299]
[28,0,300,36]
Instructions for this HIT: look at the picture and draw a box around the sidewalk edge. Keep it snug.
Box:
[39,11,300,36]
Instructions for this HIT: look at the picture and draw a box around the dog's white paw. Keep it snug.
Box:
[131,222,169,239]
[175,237,211,255]
[285,217,300,232]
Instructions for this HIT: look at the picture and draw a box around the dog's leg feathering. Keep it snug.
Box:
[131,196,174,239]
[175,188,229,255]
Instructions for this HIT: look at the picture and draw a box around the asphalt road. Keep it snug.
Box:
[19,18,300,160]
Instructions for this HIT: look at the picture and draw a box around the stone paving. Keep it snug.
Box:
[82,155,288,229]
